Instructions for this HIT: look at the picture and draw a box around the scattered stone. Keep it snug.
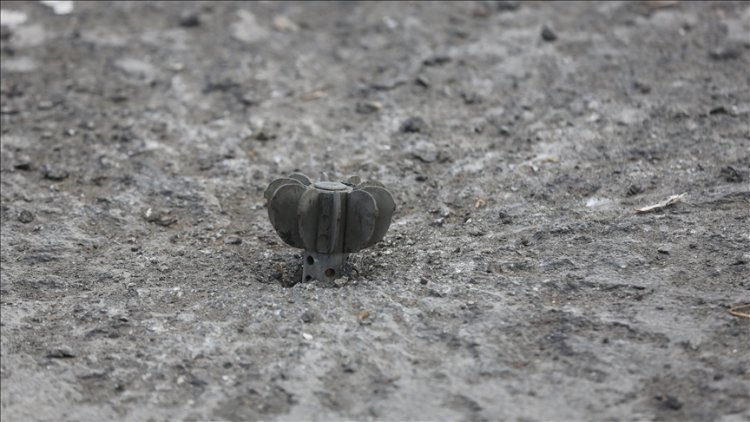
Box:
[13,156,32,170]
[110,92,129,103]
[709,45,741,61]
[422,56,451,67]
[300,309,315,323]
[333,276,349,287]
[409,139,438,163]
[224,235,242,245]
[179,12,201,27]
[419,277,428,285]
[401,117,428,133]
[143,208,177,227]
[37,100,55,110]
[461,92,481,105]
[197,157,214,171]
[626,183,644,196]
[415,174,428,182]
[188,375,207,388]
[272,15,299,32]
[355,101,382,114]
[633,80,651,94]
[541,25,557,42]
[646,0,680,10]
[18,209,34,223]
[341,360,358,373]
[302,90,325,101]
[254,130,276,142]
[415,75,430,88]
[657,246,671,255]
[720,166,744,183]
[239,92,259,106]
[656,394,683,410]
[0,106,20,115]
[42,164,69,181]
[498,211,513,224]
[472,3,492,18]
[115,57,158,82]
[495,1,521,12]
[47,345,75,358]
[357,310,370,321]
[231,9,268,43]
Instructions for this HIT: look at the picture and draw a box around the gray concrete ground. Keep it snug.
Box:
[1,1,749,420]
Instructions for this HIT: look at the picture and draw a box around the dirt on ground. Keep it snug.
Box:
[1,1,749,420]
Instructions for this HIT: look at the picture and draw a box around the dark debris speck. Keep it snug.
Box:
[400,117,428,133]
[541,26,557,42]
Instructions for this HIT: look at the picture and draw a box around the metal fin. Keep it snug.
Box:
[315,191,341,254]
[268,184,306,248]
[264,177,303,201]
[344,190,377,253]
[289,173,311,186]
[297,188,321,252]
[355,180,385,189]
[360,186,395,247]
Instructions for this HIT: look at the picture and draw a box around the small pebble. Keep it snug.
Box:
[709,45,741,61]
[633,80,652,94]
[13,156,32,171]
[0,106,20,115]
[301,309,315,323]
[179,12,201,27]
[341,360,358,373]
[720,166,744,183]
[626,183,644,196]
[47,345,75,358]
[333,277,349,287]
[143,208,177,227]
[357,310,370,321]
[498,211,513,224]
[422,56,451,67]
[658,394,683,410]
[496,1,521,11]
[18,210,34,223]
[224,235,242,245]
[401,117,428,133]
[37,100,54,110]
[541,25,557,42]
[42,164,68,181]
[355,101,382,114]
[415,75,430,88]
[272,15,299,32]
